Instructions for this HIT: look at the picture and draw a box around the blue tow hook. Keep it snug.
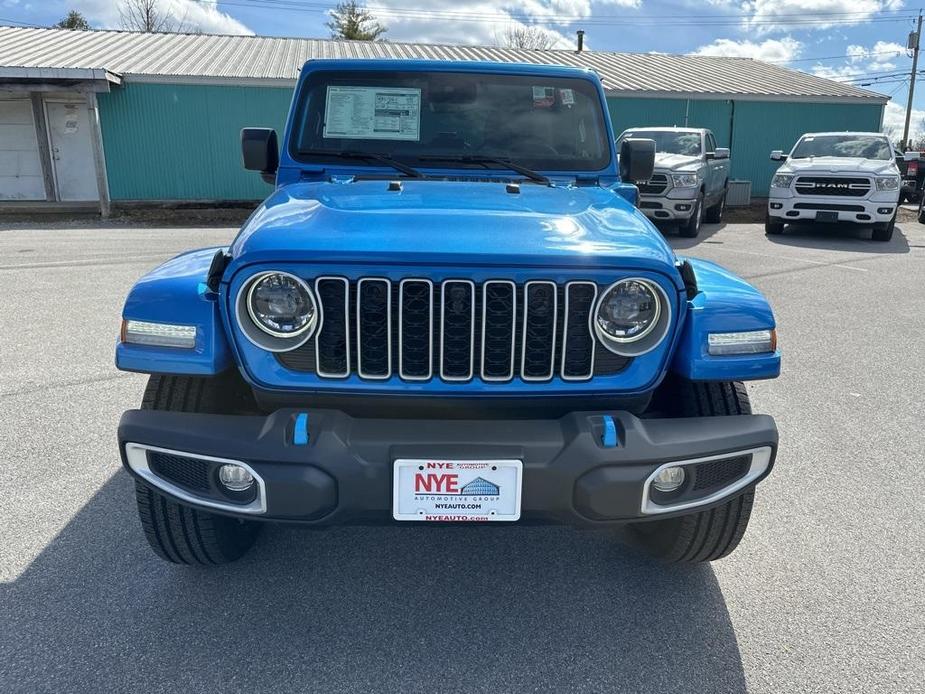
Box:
[293,412,310,445]
[601,415,618,448]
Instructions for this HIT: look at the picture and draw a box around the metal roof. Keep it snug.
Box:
[0,25,887,103]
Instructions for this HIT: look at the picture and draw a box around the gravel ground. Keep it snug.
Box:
[0,219,923,693]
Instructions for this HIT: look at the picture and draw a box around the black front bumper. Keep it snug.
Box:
[118,408,778,526]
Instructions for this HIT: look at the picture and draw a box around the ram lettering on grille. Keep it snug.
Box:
[277,278,632,383]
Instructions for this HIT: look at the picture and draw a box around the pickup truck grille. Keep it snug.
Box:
[638,173,669,195]
[794,176,870,197]
[276,278,631,383]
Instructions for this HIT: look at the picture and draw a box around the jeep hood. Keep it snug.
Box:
[653,153,702,171]
[779,156,898,176]
[230,180,678,277]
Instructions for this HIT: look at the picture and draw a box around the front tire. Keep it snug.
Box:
[765,215,785,235]
[678,193,704,238]
[133,375,261,565]
[872,215,895,242]
[629,381,757,563]
[705,185,727,223]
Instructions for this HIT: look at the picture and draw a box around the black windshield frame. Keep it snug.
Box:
[288,70,613,173]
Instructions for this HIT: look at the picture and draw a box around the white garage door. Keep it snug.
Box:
[0,98,45,200]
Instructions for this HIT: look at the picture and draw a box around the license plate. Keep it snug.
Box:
[815,210,838,222]
[392,459,523,522]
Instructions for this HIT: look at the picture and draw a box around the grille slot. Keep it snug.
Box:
[276,277,634,382]
[440,280,475,381]
[481,280,516,381]
[357,278,391,379]
[521,281,558,381]
[315,277,350,377]
[561,282,598,380]
[399,279,433,380]
[148,451,211,493]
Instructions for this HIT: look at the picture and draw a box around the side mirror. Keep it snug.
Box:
[713,147,730,160]
[770,150,787,162]
[620,138,656,184]
[242,128,279,184]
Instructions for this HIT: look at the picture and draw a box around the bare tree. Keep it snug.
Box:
[119,0,188,33]
[496,25,559,50]
[326,1,387,41]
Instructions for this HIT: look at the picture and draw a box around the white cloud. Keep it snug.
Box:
[882,101,925,143]
[345,0,638,48]
[709,0,905,34]
[72,0,252,35]
[692,37,802,63]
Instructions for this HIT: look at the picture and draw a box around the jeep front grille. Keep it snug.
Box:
[794,176,870,197]
[277,278,631,383]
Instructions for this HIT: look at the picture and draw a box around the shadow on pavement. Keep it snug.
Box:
[765,223,911,254]
[0,473,747,694]
[658,222,725,250]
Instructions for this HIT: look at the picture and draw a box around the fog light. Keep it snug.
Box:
[652,466,686,493]
[877,207,893,215]
[769,202,783,210]
[675,203,691,211]
[218,464,254,492]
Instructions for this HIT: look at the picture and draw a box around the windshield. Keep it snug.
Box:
[791,135,892,160]
[619,130,702,156]
[290,70,611,172]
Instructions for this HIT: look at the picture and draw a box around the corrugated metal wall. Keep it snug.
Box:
[97,82,292,201]
[608,96,884,195]
[95,82,885,201]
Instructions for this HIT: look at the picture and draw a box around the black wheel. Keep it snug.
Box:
[629,381,757,563]
[133,375,261,565]
[872,216,895,242]
[765,215,785,235]
[705,185,727,223]
[919,195,925,223]
[678,193,704,238]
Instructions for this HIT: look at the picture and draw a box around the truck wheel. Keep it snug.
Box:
[872,216,895,242]
[629,381,757,563]
[678,194,704,238]
[705,186,726,223]
[765,215,785,235]
[133,375,261,565]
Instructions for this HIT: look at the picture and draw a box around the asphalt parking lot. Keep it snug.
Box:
[1,219,923,693]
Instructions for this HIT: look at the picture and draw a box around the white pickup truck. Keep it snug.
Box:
[766,131,900,242]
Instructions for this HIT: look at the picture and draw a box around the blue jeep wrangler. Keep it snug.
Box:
[116,60,780,565]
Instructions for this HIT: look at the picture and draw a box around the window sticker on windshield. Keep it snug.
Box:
[532,86,555,108]
[323,86,421,141]
[559,88,575,106]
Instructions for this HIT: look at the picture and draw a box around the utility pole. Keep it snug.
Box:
[902,11,922,150]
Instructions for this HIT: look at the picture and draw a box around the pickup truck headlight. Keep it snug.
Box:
[671,173,700,188]
[876,176,900,192]
[237,271,318,351]
[594,278,671,357]
[771,174,794,189]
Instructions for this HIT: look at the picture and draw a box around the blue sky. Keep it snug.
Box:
[2,0,924,138]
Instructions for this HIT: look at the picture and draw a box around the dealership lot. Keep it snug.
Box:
[0,220,923,693]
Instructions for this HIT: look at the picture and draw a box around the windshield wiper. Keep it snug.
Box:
[417,155,551,185]
[308,149,424,178]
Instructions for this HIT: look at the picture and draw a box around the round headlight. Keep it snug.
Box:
[594,278,671,357]
[596,279,660,342]
[245,272,317,338]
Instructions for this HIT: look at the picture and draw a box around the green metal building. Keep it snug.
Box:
[0,26,886,214]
